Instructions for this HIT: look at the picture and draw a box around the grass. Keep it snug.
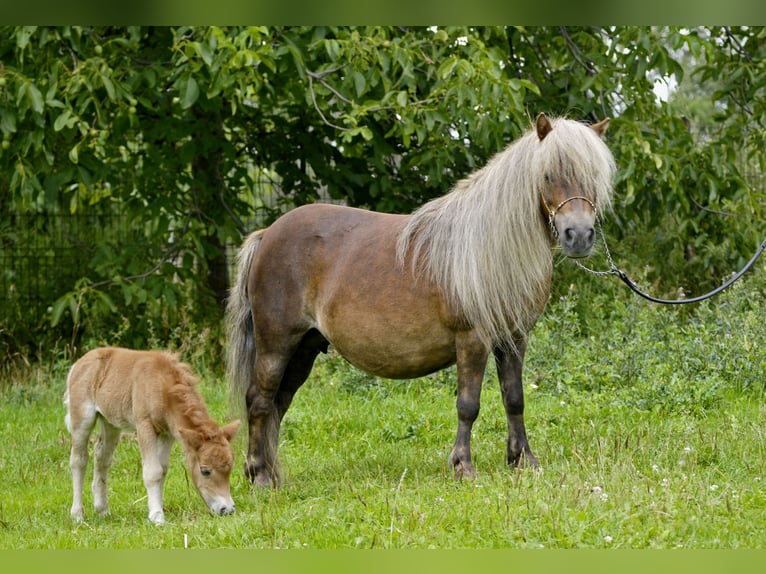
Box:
[2,266,766,549]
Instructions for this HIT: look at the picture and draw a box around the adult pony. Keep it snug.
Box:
[65,347,240,524]
[227,113,615,486]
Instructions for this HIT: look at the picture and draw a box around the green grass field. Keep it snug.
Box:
[2,269,766,549]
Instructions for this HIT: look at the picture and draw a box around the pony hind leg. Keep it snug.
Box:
[91,418,121,517]
[245,350,292,487]
[246,330,327,487]
[449,330,490,480]
[495,342,540,469]
[275,330,328,421]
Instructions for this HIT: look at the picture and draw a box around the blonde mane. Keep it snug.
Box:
[396,117,615,350]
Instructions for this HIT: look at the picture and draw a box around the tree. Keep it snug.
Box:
[1,26,764,356]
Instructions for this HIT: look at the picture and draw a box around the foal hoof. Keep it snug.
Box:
[148,511,166,526]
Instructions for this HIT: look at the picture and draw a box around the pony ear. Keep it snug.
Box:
[178,427,203,450]
[221,420,241,443]
[591,117,610,138]
[535,113,553,141]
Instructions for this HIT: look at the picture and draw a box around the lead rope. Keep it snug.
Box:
[573,222,766,305]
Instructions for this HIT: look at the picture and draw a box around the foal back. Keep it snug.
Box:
[66,347,188,432]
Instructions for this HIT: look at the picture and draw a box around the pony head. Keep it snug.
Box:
[178,419,241,516]
[534,113,614,258]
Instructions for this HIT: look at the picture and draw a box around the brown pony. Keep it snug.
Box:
[65,347,240,524]
[227,113,615,486]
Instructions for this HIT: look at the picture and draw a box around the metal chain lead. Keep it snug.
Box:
[573,220,620,277]
[571,217,766,305]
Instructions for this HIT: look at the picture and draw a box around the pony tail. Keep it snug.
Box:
[226,229,266,417]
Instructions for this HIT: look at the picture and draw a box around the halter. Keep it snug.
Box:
[545,196,597,237]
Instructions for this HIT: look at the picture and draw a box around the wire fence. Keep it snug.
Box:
[0,205,134,355]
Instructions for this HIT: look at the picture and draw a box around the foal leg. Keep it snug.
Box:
[495,340,539,468]
[137,423,173,525]
[91,419,121,516]
[449,330,490,480]
[67,402,97,522]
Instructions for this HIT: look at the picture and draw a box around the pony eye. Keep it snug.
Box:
[200,466,212,477]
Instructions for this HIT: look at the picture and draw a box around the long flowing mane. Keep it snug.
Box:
[396,116,615,350]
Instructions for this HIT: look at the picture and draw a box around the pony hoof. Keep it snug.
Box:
[511,451,540,469]
[244,462,273,487]
[453,462,478,481]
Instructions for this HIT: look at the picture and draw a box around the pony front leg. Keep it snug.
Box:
[495,342,539,468]
[449,331,489,479]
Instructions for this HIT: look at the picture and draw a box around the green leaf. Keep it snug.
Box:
[94,290,117,313]
[437,57,458,80]
[194,40,214,67]
[25,82,44,114]
[69,142,80,164]
[359,126,373,141]
[50,294,70,326]
[180,76,200,109]
[0,109,17,135]
[353,71,366,98]
[53,110,73,131]
[101,72,116,101]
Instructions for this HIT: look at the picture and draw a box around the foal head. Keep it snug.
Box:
[178,420,241,516]
[535,113,614,258]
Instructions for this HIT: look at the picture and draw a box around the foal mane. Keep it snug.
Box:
[163,353,218,436]
[396,116,615,351]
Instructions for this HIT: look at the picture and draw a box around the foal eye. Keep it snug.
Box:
[200,466,212,477]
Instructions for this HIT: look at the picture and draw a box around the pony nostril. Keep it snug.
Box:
[565,228,575,242]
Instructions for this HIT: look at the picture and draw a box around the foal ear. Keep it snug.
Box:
[177,427,203,450]
[535,113,553,141]
[221,420,241,443]
[591,117,610,138]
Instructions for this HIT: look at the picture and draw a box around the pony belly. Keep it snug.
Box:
[327,329,457,380]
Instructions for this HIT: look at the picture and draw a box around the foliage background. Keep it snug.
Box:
[1,26,765,360]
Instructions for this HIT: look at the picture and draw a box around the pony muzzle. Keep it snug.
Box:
[547,196,597,258]
[561,223,596,258]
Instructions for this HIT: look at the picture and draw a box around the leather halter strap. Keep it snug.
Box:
[545,196,597,234]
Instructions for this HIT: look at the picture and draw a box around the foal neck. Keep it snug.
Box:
[165,381,219,446]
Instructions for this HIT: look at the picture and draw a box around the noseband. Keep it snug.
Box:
[545,196,597,237]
